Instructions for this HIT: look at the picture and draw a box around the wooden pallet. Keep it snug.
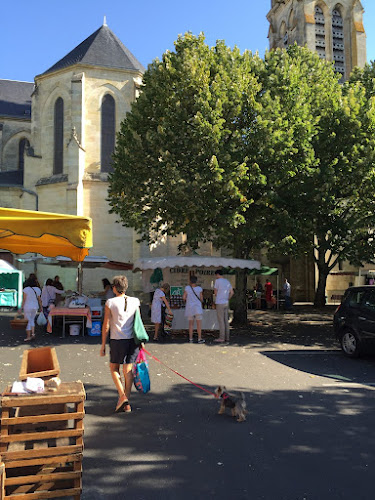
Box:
[0,382,85,500]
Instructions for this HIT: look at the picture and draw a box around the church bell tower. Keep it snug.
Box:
[267,0,367,80]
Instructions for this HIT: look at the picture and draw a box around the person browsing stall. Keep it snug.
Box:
[41,279,65,318]
[214,270,234,343]
[183,276,205,344]
[100,275,142,414]
[99,278,115,300]
[151,283,172,341]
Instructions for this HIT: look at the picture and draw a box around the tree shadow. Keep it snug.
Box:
[81,381,375,499]
[261,348,375,387]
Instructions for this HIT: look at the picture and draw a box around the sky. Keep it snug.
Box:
[2,0,375,83]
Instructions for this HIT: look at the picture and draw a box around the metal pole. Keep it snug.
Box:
[77,262,83,295]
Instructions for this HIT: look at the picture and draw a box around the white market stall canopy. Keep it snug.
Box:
[133,256,261,272]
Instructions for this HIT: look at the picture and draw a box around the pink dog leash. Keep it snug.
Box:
[142,348,217,397]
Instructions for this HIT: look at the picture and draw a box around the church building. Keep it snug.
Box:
[0,21,195,293]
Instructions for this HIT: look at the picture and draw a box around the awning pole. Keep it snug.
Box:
[77,262,83,295]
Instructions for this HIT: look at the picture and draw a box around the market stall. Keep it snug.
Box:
[0,207,93,333]
[0,259,23,308]
[133,256,261,330]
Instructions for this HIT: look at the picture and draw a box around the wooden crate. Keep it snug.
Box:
[0,381,85,500]
[19,348,60,381]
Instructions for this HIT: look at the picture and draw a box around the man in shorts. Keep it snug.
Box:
[100,275,142,413]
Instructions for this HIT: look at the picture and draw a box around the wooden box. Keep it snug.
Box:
[19,347,60,381]
[0,381,85,500]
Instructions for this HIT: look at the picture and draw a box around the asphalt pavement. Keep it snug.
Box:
[1,308,375,500]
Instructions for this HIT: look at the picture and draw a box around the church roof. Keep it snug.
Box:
[41,24,145,76]
[0,80,33,119]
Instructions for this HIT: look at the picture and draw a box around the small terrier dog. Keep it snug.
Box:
[215,386,248,422]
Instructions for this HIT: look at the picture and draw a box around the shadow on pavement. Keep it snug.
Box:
[81,380,375,500]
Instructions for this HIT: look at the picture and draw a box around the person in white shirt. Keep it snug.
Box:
[19,276,42,342]
[183,275,205,343]
[100,275,142,414]
[214,269,234,343]
[151,283,172,341]
[41,278,65,318]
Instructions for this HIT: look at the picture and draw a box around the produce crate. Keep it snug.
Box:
[0,381,85,500]
[19,347,60,381]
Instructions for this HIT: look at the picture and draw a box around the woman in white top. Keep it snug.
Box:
[41,278,64,318]
[100,275,142,414]
[151,283,172,341]
[183,276,204,343]
[20,276,42,342]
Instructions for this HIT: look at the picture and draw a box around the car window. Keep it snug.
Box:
[346,291,366,307]
[362,291,375,311]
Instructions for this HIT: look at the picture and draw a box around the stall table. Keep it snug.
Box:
[47,307,92,337]
[171,309,219,330]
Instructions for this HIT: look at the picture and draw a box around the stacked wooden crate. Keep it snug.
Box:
[0,347,85,500]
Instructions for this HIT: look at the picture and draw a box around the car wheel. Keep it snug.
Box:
[340,330,361,358]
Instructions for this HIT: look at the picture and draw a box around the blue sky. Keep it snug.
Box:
[2,0,375,83]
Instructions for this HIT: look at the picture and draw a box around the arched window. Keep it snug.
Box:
[53,97,64,175]
[18,138,30,170]
[315,5,326,60]
[280,21,288,46]
[101,94,115,173]
[332,6,345,80]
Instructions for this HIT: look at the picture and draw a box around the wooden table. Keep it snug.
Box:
[47,308,92,336]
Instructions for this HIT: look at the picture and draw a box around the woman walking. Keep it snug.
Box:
[19,276,42,342]
[100,275,142,414]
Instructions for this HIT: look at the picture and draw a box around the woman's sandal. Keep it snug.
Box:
[153,337,159,341]
[124,402,132,413]
[115,397,128,413]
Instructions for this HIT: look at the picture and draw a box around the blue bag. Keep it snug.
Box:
[133,349,150,393]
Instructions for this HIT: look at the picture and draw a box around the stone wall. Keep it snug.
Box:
[0,118,31,172]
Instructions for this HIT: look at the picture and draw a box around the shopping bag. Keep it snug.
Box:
[132,308,149,344]
[37,312,47,326]
[132,349,150,393]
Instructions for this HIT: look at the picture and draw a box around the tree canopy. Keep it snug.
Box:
[108,34,375,312]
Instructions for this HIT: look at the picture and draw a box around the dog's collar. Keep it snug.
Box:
[221,392,230,400]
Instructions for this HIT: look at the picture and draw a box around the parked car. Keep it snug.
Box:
[334,286,375,357]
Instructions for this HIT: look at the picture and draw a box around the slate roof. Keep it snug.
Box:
[0,80,33,119]
[41,24,145,76]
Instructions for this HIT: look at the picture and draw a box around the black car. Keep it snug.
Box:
[334,286,375,357]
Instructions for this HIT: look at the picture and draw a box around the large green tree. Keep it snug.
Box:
[256,47,375,306]
[109,34,375,318]
[109,34,270,324]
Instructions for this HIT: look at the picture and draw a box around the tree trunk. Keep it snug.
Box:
[232,268,248,326]
[314,251,329,307]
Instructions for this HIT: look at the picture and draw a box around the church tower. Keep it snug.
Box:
[267,0,366,80]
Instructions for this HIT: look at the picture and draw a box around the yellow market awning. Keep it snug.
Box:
[0,207,92,262]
